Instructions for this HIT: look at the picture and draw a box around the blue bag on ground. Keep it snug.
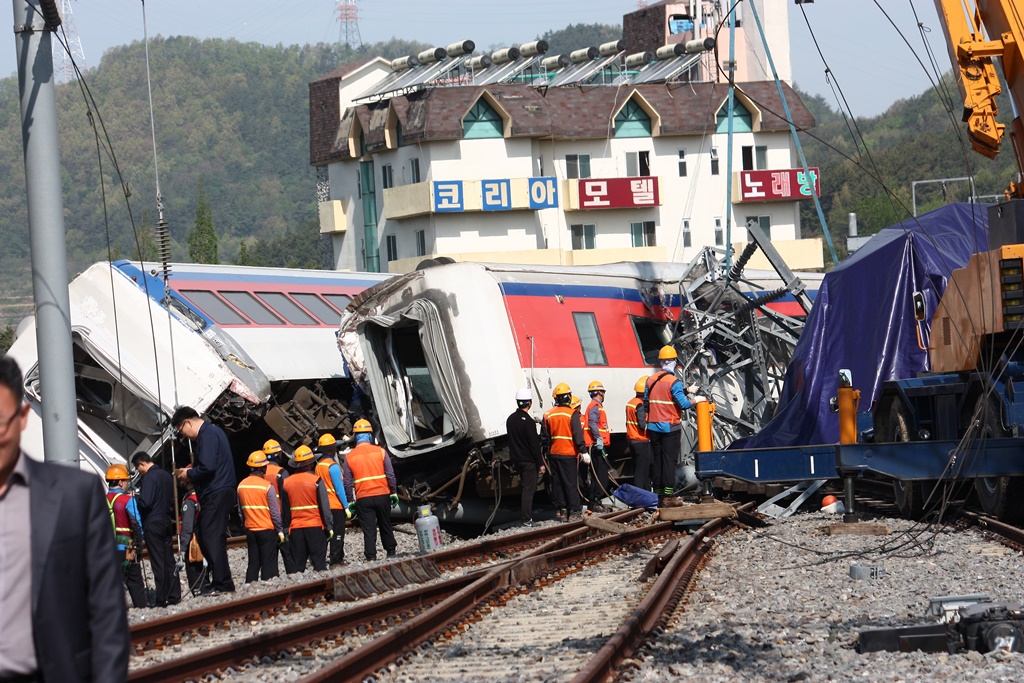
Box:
[613,483,658,510]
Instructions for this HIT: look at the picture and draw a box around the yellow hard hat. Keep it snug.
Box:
[263,439,282,455]
[247,451,269,468]
[587,380,605,393]
[105,463,129,481]
[353,419,373,433]
[659,345,678,360]
[552,382,571,398]
[293,445,315,463]
[570,395,581,410]
[318,433,337,447]
[634,377,647,393]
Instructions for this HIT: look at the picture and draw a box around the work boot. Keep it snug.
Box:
[555,508,567,521]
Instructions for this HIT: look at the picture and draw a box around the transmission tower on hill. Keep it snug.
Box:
[336,1,362,49]
[53,0,87,84]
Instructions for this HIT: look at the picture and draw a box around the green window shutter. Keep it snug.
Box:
[630,222,643,247]
[716,101,753,133]
[464,100,503,139]
[615,100,652,138]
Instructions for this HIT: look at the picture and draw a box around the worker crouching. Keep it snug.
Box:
[280,445,333,573]
[343,419,399,561]
[237,451,285,582]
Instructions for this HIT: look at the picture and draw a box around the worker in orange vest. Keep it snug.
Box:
[262,439,293,570]
[582,381,613,512]
[342,419,399,561]
[645,346,706,506]
[541,383,586,522]
[315,434,350,565]
[626,376,653,491]
[280,445,333,573]
[237,451,285,582]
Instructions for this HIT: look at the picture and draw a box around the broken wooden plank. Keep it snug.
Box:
[583,515,632,534]
[820,522,891,536]
[655,501,738,521]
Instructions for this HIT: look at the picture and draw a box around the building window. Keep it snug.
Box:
[716,101,753,133]
[614,100,652,138]
[381,164,394,189]
[385,234,398,261]
[678,150,687,177]
[566,154,591,179]
[682,219,691,248]
[409,158,421,184]
[742,146,754,171]
[572,312,608,366]
[415,230,426,257]
[463,99,503,138]
[630,221,656,248]
[746,215,771,234]
[625,151,651,177]
[714,217,723,246]
[756,145,768,170]
[710,147,720,175]
[571,223,596,250]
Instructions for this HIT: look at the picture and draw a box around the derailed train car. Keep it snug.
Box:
[8,261,390,477]
[339,259,821,512]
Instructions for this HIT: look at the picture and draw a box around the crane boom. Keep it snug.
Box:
[934,0,1024,196]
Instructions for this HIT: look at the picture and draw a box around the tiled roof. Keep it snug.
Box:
[311,80,815,164]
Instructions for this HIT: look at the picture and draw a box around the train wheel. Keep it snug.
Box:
[972,395,1024,523]
[886,400,929,519]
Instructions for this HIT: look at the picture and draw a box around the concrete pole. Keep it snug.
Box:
[13,0,78,465]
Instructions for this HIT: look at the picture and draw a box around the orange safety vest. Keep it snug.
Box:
[347,443,391,499]
[237,475,275,531]
[265,462,283,498]
[283,471,324,531]
[315,458,344,510]
[583,400,611,447]
[544,405,578,457]
[646,371,682,425]
[106,492,132,541]
[626,397,648,441]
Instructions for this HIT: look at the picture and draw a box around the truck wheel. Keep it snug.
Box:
[888,401,926,519]
[972,395,1024,522]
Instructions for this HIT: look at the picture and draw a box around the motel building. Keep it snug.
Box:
[309,0,824,274]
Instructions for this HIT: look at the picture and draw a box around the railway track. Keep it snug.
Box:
[127,504,750,682]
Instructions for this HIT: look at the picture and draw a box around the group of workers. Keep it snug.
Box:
[103,413,401,607]
[509,345,707,523]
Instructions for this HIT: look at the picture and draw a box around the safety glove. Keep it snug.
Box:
[389,493,400,507]
[278,532,287,545]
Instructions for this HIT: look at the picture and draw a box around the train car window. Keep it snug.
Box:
[631,316,672,365]
[180,290,248,326]
[292,293,342,324]
[572,312,608,366]
[164,296,208,332]
[221,292,285,325]
[324,294,353,312]
[257,292,318,325]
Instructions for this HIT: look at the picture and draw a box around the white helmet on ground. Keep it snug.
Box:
[515,387,533,402]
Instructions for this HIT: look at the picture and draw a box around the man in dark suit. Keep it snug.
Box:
[0,355,129,682]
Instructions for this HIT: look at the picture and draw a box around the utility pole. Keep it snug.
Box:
[336,0,361,49]
[52,0,86,84]
[12,0,78,465]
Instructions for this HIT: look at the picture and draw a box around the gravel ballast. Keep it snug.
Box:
[634,512,1024,682]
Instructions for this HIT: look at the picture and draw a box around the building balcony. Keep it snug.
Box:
[318,200,347,234]
[733,168,820,203]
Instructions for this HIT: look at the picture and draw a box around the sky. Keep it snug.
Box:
[1,1,952,118]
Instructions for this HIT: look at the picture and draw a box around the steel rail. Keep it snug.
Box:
[299,515,680,682]
[130,509,639,649]
[959,510,1024,550]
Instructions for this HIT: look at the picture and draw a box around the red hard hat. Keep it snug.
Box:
[821,495,838,507]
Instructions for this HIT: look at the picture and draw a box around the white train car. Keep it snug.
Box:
[340,259,823,503]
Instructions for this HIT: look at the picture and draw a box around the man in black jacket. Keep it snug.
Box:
[506,388,545,526]
[0,355,129,682]
[132,451,182,606]
[174,406,237,594]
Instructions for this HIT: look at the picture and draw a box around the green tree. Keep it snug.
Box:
[187,178,218,264]
[537,23,622,55]
[0,325,13,354]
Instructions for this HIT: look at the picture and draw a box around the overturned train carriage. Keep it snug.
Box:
[339,259,820,508]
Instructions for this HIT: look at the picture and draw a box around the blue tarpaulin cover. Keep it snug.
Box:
[733,203,989,449]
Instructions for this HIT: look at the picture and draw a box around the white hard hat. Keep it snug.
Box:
[515,387,533,402]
